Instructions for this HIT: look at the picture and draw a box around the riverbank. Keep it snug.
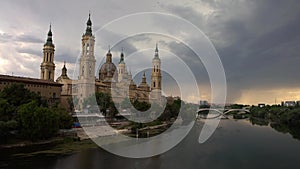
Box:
[1,137,98,159]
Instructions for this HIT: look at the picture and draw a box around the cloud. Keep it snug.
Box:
[159,0,300,103]
[0,33,13,43]
[1,0,300,104]
[15,34,43,43]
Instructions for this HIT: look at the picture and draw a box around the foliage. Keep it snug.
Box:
[0,83,45,108]
[0,84,75,142]
[52,107,73,129]
[0,120,18,143]
[229,104,244,109]
[132,100,151,112]
[250,105,300,140]
[17,101,59,141]
[83,92,114,114]
[0,98,15,121]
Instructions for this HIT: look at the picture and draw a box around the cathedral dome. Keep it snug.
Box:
[99,49,118,82]
[99,61,117,81]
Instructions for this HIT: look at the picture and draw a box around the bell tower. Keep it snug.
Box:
[77,13,96,110]
[118,48,127,82]
[151,43,162,100]
[40,24,55,81]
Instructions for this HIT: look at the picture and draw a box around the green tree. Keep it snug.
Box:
[0,120,18,143]
[0,98,15,121]
[0,83,44,108]
[52,107,73,129]
[17,101,59,141]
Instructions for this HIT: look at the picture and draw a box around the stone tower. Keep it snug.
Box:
[40,24,55,81]
[151,44,162,100]
[77,13,96,110]
[118,49,127,82]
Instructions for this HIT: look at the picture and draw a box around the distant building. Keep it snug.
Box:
[199,100,209,107]
[282,101,296,107]
[258,103,266,108]
[0,74,62,105]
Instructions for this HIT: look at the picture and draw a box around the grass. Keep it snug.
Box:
[11,138,98,158]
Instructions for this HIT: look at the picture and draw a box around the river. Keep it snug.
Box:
[2,119,300,169]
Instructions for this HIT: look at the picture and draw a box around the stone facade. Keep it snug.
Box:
[0,74,62,105]
[53,14,163,111]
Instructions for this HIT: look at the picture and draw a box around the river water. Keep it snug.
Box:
[2,119,300,169]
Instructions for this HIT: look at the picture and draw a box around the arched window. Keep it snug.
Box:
[153,82,156,88]
[86,43,90,55]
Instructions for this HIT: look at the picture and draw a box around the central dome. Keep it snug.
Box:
[99,50,117,82]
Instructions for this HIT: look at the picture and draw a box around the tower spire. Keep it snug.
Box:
[45,23,54,46]
[85,12,92,36]
[155,43,159,58]
[62,61,67,76]
[119,47,124,63]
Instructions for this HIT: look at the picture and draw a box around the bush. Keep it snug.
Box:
[0,120,18,143]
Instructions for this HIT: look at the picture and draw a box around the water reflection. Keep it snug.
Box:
[2,120,300,169]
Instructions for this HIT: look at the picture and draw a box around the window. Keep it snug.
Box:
[87,43,90,55]
[153,82,156,88]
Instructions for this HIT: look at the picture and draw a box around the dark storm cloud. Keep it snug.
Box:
[161,0,300,102]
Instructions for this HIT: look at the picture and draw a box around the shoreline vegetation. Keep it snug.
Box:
[1,84,300,156]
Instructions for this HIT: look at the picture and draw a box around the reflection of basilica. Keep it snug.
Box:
[54,14,163,110]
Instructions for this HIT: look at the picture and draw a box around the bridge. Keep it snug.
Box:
[196,108,251,119]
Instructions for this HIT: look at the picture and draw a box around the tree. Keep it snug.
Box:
[0,120,17,143]
[52,107,73,129]
[17,101,59,141]
[0,98,15,121]
[0,83,44,108]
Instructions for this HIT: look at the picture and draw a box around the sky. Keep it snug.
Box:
[0,0,300,105]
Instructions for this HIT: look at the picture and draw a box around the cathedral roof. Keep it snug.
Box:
[56,62,71,82]
[138,72,150,90]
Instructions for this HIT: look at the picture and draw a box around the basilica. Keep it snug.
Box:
[47,14,163,110]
